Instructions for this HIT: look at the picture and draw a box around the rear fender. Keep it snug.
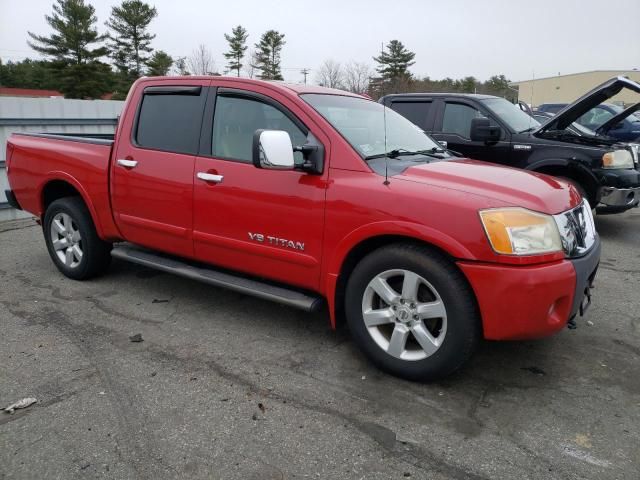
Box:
[39,172,107,238]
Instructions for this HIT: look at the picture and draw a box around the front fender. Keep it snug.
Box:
[322,221,478,329]
[326,220,477,277]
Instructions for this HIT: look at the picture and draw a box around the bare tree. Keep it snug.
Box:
[315,59,344,89]
[244,49,260,78]
[344,61,374,94]
[188,44,216,75]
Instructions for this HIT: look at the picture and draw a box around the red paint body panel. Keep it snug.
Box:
[5,76,590,342]
[6,135,121,240]
[459,260,576,340]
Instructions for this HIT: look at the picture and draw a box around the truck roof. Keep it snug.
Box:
[382,92,498,100]
[137,75,364,98]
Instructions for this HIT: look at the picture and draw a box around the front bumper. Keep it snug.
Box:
[599,186,640,208]
[458,237,601,340]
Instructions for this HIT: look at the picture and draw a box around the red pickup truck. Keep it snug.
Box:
[5,76,600,380]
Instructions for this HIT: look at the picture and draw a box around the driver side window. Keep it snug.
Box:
[442,102,487,139]
[212,95,306,163]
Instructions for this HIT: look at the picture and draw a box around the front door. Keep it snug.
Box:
[431,100,511,165]
[192,86,328,290]
[111,82,209,257]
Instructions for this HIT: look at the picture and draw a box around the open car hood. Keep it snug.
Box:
[536,76,640,133]
[596,102,640,135]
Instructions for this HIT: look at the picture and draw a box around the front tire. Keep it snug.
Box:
[43,197,112,280]
[345,243,480,381]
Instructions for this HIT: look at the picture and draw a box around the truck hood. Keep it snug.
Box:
[537,76,640,133]
[397,159,578,214]
[596,102,640,135]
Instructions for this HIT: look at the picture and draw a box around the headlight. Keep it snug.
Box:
[479,208,563,255]
[602,150,633,169]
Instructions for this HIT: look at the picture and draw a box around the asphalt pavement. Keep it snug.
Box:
[0,210,638,479]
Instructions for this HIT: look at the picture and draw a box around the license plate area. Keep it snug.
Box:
[579,268,597,316]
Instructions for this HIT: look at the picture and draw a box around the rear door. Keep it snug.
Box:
[111,82,209,257]
[192,85,329,290]
[387,98,436,132]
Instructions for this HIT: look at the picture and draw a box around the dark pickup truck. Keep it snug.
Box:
[381,77,640,213]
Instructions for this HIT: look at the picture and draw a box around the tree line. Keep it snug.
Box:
[0,0,516,101]
[0,0,289,98]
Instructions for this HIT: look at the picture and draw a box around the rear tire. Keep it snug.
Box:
[345,243,481,381]
[43,197,112,280]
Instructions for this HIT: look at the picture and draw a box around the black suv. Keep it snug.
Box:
[380,77,640,213]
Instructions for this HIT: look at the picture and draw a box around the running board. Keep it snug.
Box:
[111,244,324,312]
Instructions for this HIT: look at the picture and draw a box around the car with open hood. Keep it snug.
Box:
[381,76,640,213]
[539,101,640,143]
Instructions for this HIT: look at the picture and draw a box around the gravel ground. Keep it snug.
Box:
[0,210,638,480]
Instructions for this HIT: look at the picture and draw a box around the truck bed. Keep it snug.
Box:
[7,132,119,238]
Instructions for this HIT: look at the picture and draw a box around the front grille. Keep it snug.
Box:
[554,201,597,258]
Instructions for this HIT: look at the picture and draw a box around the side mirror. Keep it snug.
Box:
[438,140,448,149]
[252,130,295,170]
[470,117,502,143]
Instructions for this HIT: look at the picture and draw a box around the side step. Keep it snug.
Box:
[111,244,324,312]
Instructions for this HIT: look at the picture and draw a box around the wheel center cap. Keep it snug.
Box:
[396,307,412,323]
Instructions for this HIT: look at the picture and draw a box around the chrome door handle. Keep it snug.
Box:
[197,172,224,183]
[117,159,138,168]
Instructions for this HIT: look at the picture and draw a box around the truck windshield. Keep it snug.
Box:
[302,94,443,159]
[480,97,541,133]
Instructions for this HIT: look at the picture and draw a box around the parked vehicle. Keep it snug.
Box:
[594,102,640,141]
[6,76,600,380]
[538,101,640,143]
[537,103,567,115]
[381,77,640,213]
[531,111,597,137]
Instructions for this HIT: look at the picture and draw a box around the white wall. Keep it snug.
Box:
[0,97,125,221]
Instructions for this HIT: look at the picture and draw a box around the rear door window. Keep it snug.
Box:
[135,88,206,154]
[389,101,431,130]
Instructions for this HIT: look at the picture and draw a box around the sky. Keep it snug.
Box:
[1,0,639,83]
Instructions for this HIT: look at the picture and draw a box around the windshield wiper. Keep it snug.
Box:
[364,148,447,160]
[518,126,537,134]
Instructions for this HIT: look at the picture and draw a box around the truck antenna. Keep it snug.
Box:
[383,101,390,185]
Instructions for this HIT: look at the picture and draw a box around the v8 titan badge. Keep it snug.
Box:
[248,232,305,251]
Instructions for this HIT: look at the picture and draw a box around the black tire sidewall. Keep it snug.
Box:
[43,197,110,280]
[345,244,479,381]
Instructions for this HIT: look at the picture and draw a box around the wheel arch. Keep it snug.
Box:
[40,174,105,237]
[325,223,477,329]
[528,159,600,205]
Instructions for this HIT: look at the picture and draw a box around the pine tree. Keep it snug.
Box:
[224,25,248,77]
[254,30,285,81]
[373,40,415,81]
[27,0,110,98]
[106,0,157,78]
[146,50,173,76]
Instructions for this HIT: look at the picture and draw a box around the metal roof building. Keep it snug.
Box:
[511,70,640,107]
[0,96,124,221]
